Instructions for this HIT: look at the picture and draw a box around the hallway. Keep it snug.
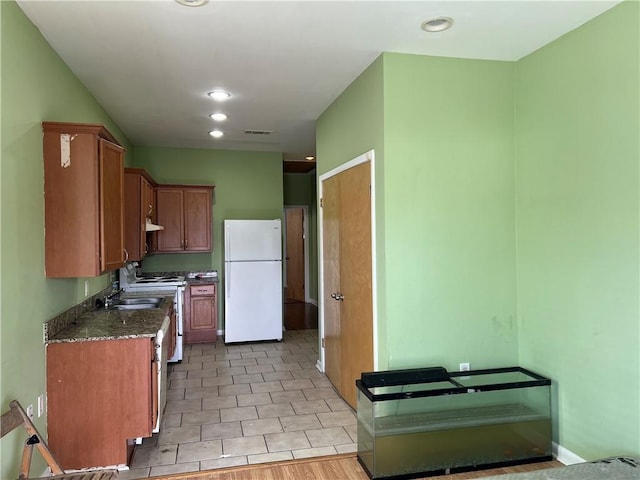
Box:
[283,300,318,331]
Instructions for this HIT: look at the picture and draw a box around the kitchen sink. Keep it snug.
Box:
[95,296,165,311]
[108,303,160,310]
[118,297,164,306]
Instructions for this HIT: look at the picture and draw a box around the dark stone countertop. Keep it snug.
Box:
[47,294,173,343]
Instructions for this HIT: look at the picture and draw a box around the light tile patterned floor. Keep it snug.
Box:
[119,330,357,479]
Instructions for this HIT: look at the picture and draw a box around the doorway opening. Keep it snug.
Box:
[283,205,317,330]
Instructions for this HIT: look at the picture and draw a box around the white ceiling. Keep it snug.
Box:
[17,0,621,159]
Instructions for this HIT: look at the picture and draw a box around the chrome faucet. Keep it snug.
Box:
[104,288,124,308]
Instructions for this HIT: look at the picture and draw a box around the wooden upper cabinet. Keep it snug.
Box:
[43,122,125,278]
[156,188,184,252]
[156,186,213,253]
[144,176,158,255]
[184,188,213,251]
[124,168,158,261]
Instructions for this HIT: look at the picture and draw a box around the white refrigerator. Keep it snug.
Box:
[224,219,283,343]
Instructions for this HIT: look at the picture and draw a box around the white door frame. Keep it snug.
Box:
[317,149,378,373]
[283,205,310,303]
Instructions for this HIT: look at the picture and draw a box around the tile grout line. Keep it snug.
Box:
[129,332,355,479]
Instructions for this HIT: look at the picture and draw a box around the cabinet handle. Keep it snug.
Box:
[123,248,129,263]
[184,239,188,249]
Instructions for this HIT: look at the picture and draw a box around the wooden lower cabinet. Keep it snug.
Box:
[184,283,217,343]
[46,337,156,469]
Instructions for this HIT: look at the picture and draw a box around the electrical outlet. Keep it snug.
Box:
[38,394,46,417]
[26,404,34,420]
[84,280,89,297]
[459,362,470,372]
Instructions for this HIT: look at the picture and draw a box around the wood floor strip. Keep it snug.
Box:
[148,453,562,480]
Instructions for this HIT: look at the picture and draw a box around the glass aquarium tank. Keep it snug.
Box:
[356,366,551,479]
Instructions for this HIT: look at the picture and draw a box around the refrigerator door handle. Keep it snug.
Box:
[226,264,230,298]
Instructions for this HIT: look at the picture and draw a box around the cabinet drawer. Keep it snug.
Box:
[190,284,215,296]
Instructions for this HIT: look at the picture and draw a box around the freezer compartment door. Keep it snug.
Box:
[224,260,283,343]
[224,219,282,261]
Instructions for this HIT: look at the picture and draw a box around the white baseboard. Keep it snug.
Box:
[553,442,586,465]
[315,360,323,372]
[307,298,318,306]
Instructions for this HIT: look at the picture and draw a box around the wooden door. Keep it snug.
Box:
[338,162,373,407]
[99,138,125,271]
[285,207,305,302]
[322,161,373,408]
[322,176,342,396]
[156,188,184,252]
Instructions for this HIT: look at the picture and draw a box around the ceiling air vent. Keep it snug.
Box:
[244,129,272,135]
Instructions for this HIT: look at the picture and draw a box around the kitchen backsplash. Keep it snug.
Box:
[44,285,114,341]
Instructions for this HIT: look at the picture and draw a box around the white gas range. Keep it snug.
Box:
[119,264,186,363]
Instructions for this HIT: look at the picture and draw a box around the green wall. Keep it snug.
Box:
[284,173,318,301]
[0,2,132,478]
[317,53,517,373]
[133,147,284,328]
[515,1,639,458]
[316,56,387,364]
[283,173,313,205]
[382,53,517,371]
[316,1,639,460]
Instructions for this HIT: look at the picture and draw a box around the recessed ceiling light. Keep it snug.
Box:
[175,0,208,7]
[209,130,224,138]
[305,156,315,161]
[210,113,227,122]
[421,16,454,33]
[208,90,231,101]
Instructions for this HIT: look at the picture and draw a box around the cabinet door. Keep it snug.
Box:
[184,188,212,251]
[47,338,153,469]
[185,284,217,343]
[151,352,158,432]
[156,188,185,252]
[142,176,152,221]
[143,177,156,255]
[43,123,125,277]
[146,181,158,254]
[124,172,144,261]
[99,138,125,271]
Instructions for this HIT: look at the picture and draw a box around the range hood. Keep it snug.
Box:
[145,219,165,232]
